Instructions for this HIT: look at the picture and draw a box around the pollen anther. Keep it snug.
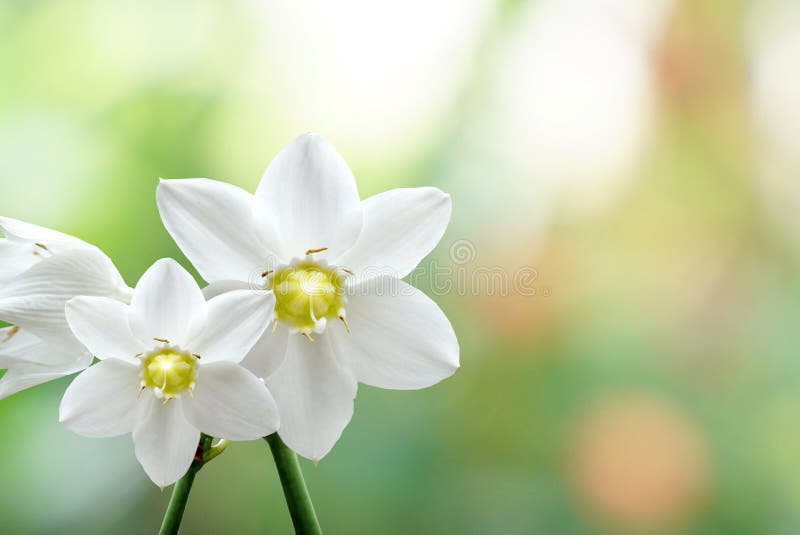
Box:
[2,325,20,343]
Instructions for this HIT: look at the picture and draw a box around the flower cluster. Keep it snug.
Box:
[0,134,459,487]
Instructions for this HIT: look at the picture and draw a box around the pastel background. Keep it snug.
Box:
[2,1,799,533]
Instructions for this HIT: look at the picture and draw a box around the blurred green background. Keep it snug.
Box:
[3,0,800,533]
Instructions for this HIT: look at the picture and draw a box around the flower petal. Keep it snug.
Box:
[128,259,207,348]
[0,325,86,366]
[336,187,451,279]
[59,358,141,437]
[253,134,363,261]
[190,290,274,363]
[201,282,287,375]
[157,178,276,283]
[202,280,249,300]
[330,276,459,390]
[265,333,357,461]
[0,248,130,345]
[0,216,87,245]
[182,361,279,440]
[240,326,289,380]
[0,359,89,400]
[0,216,98,283]
[0,326,90,399]
[133,393,200,487]
[0,240,40,284]
[65,297,145,363]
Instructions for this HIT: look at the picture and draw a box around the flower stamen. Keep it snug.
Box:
[305,247,328,255]
[32,243,53,258]
[2,325,20,343]
[302,332,315,343]
[339,315,350,333]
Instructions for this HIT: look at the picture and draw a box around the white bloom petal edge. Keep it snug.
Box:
[0,248,131,344]
[133,394,200,488]
[0,216,87,244]
[0,215,92,283]
[0,326,91,400]
[66,297,144,362]
[336,187,452,280]
[190,289,274,364]
[240,326,290,380]
[60,358,141,437]
[265,333,356,462]
[157,179,276,283]
[330,276,459,390]
[182,361,279,440]
[128,258,207,347]
[253,134,363,261]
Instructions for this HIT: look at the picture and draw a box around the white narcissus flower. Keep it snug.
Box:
[0,217,133,398]
[59,258,280,487]
[158,133,459,461]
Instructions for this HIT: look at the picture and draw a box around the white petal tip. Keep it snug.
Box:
[436,190,452,203]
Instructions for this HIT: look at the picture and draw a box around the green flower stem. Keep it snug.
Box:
[203,439,229,463]
[264,433,322,534]
[159,434,214,535]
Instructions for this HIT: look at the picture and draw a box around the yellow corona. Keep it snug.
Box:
[269,260,346,334]
[141,347,197,398]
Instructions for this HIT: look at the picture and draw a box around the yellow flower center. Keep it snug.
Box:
[269,260,345,333]
[141,348,197,398]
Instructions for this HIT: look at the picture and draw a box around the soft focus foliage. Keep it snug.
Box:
[1,0,798,533]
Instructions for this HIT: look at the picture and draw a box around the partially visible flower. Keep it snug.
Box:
[0,326,87,399]
[158,133,459,461]
[0,217,133,398]
[0,216,87,284]
[59,259,280,487]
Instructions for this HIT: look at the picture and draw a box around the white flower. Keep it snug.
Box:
[0,326,88,399]
[59,258,280,487]
[157,133,459,461]
[0,217,133,398]
[0,216,86,284]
